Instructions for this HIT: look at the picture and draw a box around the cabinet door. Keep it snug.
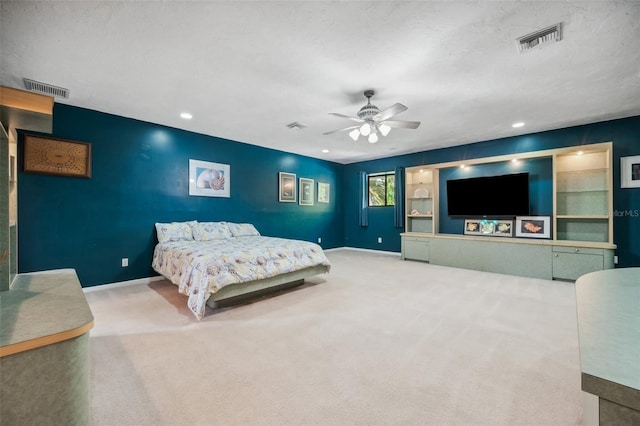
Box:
[402,238,429,262]
[552,252,604,281]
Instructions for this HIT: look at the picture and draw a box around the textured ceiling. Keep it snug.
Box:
[2,1,639,164]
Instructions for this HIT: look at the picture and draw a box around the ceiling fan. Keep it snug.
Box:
[323,90,421,143]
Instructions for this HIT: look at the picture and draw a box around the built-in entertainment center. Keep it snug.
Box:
[401,142,615,281]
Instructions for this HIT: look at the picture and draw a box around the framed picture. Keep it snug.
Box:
[23,134,91,178]
[318,182,330,203]
[493,220,513,237]
[278,172,296,202]
[515,216,551,239]
[464,219,482,235]
[189,159,230,197]
[621,155,640,188]
[299,178,314,206]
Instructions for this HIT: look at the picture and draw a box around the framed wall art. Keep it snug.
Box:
[278,172,296,202]
[23,134,91,178]
[189,159,230,197]
[621,155,640,188]
[318,182,330,203]
[515,216,551,239]
[299,178,314,206]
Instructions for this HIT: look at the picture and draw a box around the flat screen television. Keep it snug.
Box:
[446,172,530,217]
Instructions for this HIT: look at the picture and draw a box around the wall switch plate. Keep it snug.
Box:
[378,237,382,243]
[614,255,618,264]
[122,258,128,267]
[317,237,322,243]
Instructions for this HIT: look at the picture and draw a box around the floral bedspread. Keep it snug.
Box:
[152,236,331,319]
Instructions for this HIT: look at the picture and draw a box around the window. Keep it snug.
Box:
[368,172,395,207]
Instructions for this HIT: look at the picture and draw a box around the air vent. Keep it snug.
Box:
[516,23,562,53]
[23,78,70,98]
[286,121,306,130]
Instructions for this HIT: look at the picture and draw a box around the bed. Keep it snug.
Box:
[151,221,331,319]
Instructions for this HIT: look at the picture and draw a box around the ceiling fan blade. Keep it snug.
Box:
[382,120,421,129]
[329,113,364,123]
[373,103,408,121]
[323,125,360,135]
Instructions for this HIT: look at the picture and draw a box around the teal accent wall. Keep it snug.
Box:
[344,115,640,267]
[18,104,344,287]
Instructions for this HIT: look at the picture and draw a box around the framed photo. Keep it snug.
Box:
[464,219,482,235]
[189,159,230,197]
[515,216,551,239]
[493,220,513,237]
[23,134,91,178]
[318,182,330,203]
[299,178,314,206]
[278,172,296,202]
[621,155,640,188]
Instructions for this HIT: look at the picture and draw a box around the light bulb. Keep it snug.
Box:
[379,124,391,136]
[349,129,360,141]
[360,122,371,136]
[368,133,378,143]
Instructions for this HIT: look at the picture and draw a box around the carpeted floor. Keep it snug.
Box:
[85,249,583,425]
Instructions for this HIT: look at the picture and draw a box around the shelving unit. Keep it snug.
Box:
[405,167,437,234]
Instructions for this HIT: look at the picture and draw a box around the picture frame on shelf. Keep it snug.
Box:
[189,159,230,198]
[515,216,551,239]
[299,178,314,206]
[463,219,482,235]
[493,219,513,237]
[317,182,330,203]
[621,155,640,188]
[23,134,92,178]
[278,172,296,202]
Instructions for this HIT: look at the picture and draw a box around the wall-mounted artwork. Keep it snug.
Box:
[278,172,296,202]
[23,134,91,178]
[621,155,640,188]
[318,182,330,203]
[515,216,550,239]
[299,178,314,206]
[189,159,230,197]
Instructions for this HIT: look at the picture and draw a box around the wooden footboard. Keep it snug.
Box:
[206,264,329,308]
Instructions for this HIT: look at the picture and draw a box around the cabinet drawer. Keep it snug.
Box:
[552,246,603,256]
[402,237,429,262]
[552,252,604,281]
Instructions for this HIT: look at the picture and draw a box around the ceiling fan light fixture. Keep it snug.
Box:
[368,132,379,143]
[360,122,371,136]
[349,129,360,141]
[378,124,391,136]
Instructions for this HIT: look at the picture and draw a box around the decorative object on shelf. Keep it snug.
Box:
[23,134,91,178]
[493,220,514,237]
[515,216,551,239]
[620,155,640,188]
[410,209,420,215]
[188,159,230,197]
[413,187,430,198]
[464,219,482,235]
[299,178,314,206]
[278,172,296,202]
[317,182,330,203]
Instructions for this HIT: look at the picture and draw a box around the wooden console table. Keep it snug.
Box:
[0,269,94,425]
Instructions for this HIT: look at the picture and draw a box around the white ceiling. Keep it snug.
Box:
[2,1,639,164]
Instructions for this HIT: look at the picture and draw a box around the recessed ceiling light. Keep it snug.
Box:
[180,112,193,120]
[322,149,329,153]
[512,158,519,163]
[512,122,525,128]
[577,151,584,156]
[460,164,466,169]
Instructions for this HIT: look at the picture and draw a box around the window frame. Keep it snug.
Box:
[367,171,395,207]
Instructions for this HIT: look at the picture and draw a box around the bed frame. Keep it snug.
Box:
[205,264,329,309]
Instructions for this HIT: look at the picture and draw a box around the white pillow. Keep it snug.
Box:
[155,222,195,243]
[227,223,260,237]
[193,222,233,241]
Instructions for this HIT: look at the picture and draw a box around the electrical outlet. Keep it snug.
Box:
[377,237,382,243]
[122,258,128,267]
[614,255,618,265]
[318,237,322,243]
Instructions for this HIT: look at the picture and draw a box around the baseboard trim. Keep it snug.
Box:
[82,276,165,293]
[328,246,401,256]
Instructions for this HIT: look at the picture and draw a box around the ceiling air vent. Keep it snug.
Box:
[516,23,562,53]
[286,121,306,130]
[23,78,70,98]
